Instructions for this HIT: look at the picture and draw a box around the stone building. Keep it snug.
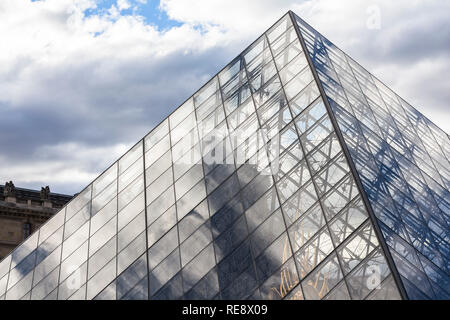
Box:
[0,181,72,260]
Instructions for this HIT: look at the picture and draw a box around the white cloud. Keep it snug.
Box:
[0,142,128,194]
[117,0,131,11]
[0,0,448,194]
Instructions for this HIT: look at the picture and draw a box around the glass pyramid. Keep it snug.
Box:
[0,11,448,300]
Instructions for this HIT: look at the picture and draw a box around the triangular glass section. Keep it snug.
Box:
[292,12,449,300]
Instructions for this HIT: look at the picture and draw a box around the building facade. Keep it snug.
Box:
[0,11,448,300]
[0,182,72,261]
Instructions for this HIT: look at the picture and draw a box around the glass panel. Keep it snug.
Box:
[119,141,143,174]
[184,268,219,300]
[245,187,279,232]
[146,187,174,224]
[323,280,351,300]
[241,173,274,210]
[145,149,172,184]
[210,194,245,238]
[282,181,318,228]
[148,227,179,270]
[5,272,33,300]
[194,79,219,108]
[149,248,180,296]
[208,173,241,216]
[118,231,146,275]
[198,103,225,137]
[182,244,216,293]
[151,273,183,300]
[313,154,349,196]
[117,254,147,300]
[118,211,146,252]
[171,112,197,146]
[175,164,204,200]
[89,217,116,257]
[176,180,206,220]
[118,192,144,231]
[0,275,8,298]
[144,119,169,151]
[33,246,62,286]
[60,241,88,283]
[58,262,87,300]
[205,164,235,196]
[61,222,89,261]
[93,163,117,198]
[302,253,343,300]
[227,97,255,131]
[274,39,303,70]
[178,200,210,243]
[31,266,60,300]
[172,128,200,163]
[279,53,308,85]
[121,276,148,300]
[170,98,194,129]
[148,205,177,248]
[87,257,116,300]
[288,204,325,253]
[337,222,379,275]
[214,215,248,263]
[252,77,282,109]
[296,99,327,135]
[7,250,37,290]
[64,203,90,240]
[95,281,116,300]
[267,15,292,44]
[88,236,116,280]
[90,197,117,235]
[38,209,65,246]
[243,36,269,67]
[284,67,314,101]
[92,181,117,216]
[221,265,258,300]
[35,226,63,266]
[259,258,299,300]
[118,174,144,211]
[145,134,171,166]
[146,168,173,205]
[218,239,255,294]
[180,222,212,267]
[66,185,92,221]
[328,197,369,246]
[367,275,402,300]
[249,60,277,94]
[276,161,311,203]
[118,157,143,192]
[346,248,391,300]
[295,227,334,279]
[321,174,359,221]
[250,209,286,258]
[255,233,292,284]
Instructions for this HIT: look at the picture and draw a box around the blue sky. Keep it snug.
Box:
[84,0,182,29]
[0,0,449,195]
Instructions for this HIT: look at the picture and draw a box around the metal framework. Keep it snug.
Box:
[0,11,448,300]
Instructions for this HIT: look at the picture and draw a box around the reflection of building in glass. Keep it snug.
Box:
[0,182,72,261]
[0,11,448,300]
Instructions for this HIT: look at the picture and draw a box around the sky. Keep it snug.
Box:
[0,0,449,195]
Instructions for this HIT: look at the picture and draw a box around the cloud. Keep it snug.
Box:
[290,0,450,119]
[0,0,448,194]
[117,0,131,11]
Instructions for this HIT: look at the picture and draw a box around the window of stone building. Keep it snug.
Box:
[23,222,32,240]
